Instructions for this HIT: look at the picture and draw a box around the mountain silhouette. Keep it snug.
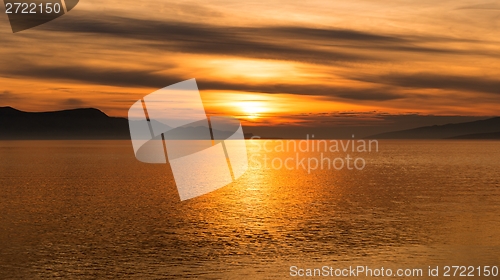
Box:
[0,107,244,140]
[3,107,497,140]
[448,131,500,139]
[368,117,500,139]
[0,107,130,140]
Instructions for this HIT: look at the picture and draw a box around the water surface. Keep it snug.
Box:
[0,140,499,279]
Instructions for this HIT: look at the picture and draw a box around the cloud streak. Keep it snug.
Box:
[1,0,499,119]
[39,15,484,65]
[456,2,500,10]
[5,64,405,101]
[357,73,500,95]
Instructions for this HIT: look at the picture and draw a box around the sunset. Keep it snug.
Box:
[0,0,499,279]
[1,1,499,127]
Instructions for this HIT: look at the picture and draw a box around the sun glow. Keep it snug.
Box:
[205,58,298,80]
[201,91,378,125]
[236,101,267,119]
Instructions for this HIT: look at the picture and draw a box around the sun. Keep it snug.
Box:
[236,101,267,119]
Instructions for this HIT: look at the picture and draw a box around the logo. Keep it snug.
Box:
[3,0,79,33]
[128,79,248,201]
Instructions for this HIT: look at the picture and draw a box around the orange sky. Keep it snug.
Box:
[1,0,499,127]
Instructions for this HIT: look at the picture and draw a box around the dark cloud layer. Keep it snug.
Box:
[61,98,86,107]
[457,3,500,10]
[0,90,21,102]
[40,14,477,65]
[45,16,369,63]
[5,64,404,101]
[9,62,500,99]
[358,73,500,95]
[3,11,497,107]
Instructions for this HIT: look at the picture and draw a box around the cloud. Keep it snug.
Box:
[4,13,488,102]
[202,80,405,101]
[356,73,500,95]
[42,17,368,64]
[2,6,497,116]
[0,91,22,103]
[61,98,86,107]
[5,64,405,101]
[7,65,178,88]
[456,2,500,10]
[39,14,476,65]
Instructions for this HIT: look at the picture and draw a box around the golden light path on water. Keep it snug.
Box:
[0,140,499,279]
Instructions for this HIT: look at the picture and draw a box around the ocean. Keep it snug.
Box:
[0,140,499,279]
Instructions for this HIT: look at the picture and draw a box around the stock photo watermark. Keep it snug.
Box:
[248,135,379,173]
[128,79,248,201]
[289,265,499,278]
[3,0,80,33]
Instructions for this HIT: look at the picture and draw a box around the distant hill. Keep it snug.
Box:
[448,131,500,140]
[0,107,130,140]
[368,117,500,139]
[0,107,245,140]
[3,107,498,140]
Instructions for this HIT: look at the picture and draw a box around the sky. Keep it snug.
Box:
[0,0,499,137]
